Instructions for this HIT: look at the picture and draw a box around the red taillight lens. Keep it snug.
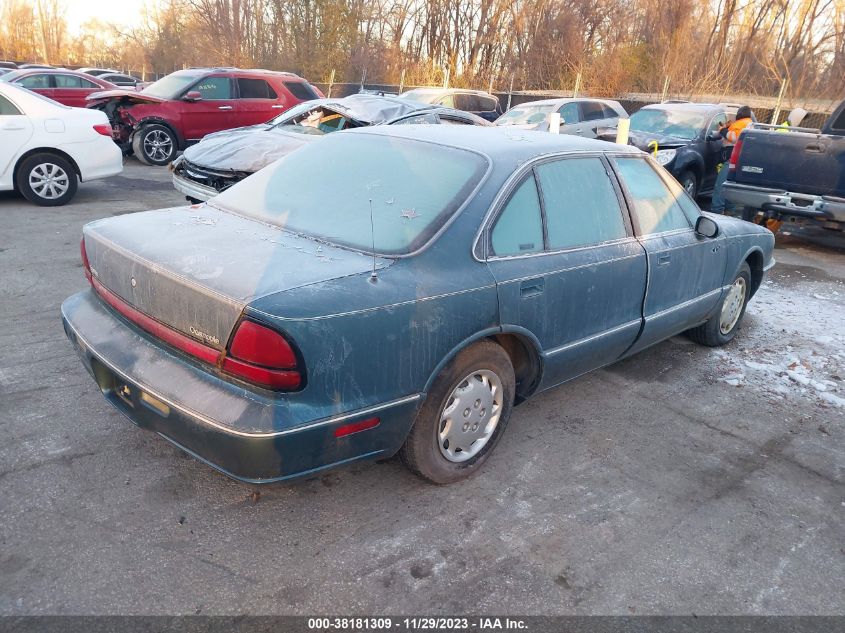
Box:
[728,139,743,171]
[334,417,380,438]
[223,319,302,390]
[80,237,93,285]
[93,124,112,137]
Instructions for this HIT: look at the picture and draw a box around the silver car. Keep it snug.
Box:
[495,97,628,137]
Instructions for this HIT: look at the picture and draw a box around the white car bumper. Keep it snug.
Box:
[62,136,123,182]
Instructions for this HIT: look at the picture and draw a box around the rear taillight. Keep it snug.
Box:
[80,237,93,285]
[728,138,743,171]
[222,319,302,390]
[93,124,112,137]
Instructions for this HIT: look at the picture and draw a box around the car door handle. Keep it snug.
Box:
[519,278,545,297]
[271,105,285,109]
[218,105,233,110]
[0,122,25,130]
[658,255,671,265]
[804,143,824,153]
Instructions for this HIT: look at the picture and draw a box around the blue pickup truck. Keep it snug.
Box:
[723,99,845,230]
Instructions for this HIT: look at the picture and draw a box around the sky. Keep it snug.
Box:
[64,0,150,33]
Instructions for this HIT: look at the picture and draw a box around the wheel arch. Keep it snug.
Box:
[675,152,705,185]
[422,325,544,404]
[741,247,766,297]
[134,117,186,150]
[13,147,81,189]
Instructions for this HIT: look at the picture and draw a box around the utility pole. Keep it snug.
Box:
[506,76,514,111]
[399,68,405,94]
[573,71,582,98]
[771,78,788,124]
[661,75,670,102]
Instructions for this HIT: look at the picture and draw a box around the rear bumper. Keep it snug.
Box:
[723,182,845,227]
[64,137,123,182]
[171,171,218,201]
[61,290,422,483]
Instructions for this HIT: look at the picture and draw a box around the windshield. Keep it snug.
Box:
[399,89,442,105]
[211,133,487,255]
[141,72,203,99]
[630,108,709,140]
[496,104,555,126]
[269,101,360,135]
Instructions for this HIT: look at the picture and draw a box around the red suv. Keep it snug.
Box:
[0,69,118,107]
[86,68,321,165]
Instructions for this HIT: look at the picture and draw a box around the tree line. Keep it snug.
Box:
[1,0,843,99]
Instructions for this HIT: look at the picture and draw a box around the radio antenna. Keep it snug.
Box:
[368,198,378,283]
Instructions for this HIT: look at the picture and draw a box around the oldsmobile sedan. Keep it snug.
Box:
[61,126,775,484]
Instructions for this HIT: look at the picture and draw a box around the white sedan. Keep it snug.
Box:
[0,82,123,206]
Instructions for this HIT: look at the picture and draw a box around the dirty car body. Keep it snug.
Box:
[170,93,491,202]
[62,126,774,484]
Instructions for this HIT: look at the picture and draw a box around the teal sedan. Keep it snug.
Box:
[61,126,774,484]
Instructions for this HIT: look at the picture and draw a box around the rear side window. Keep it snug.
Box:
[829,108,845,131]
[614,157,691,234]
[238,78,278,99]
[0,94,21,115]
[54,74,99,89]
[454,94,478,111]
[580,101,606,121]
[536,157,627,250]
[283,81,318,101]
[491,177,544,256]
[194,76,231,99]
[601,103,620,119]
[17,74,50,89]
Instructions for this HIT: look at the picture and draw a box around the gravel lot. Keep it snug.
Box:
[1,161,843,615]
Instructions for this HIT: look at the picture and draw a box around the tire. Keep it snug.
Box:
[399,340,515,484]
[15,153,78,206]
[679,171,698,199]
[132,124,177,166]
[687,262,751,347]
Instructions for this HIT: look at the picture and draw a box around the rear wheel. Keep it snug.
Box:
[687,262,751,346]
[400,340,515,484]
[15,153,78,206]
[132,124,177,166]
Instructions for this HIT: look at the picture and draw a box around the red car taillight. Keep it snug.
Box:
[80,237,93,285]
[93,124,112,137]
[222,319,302,390]
[728,138,743,171]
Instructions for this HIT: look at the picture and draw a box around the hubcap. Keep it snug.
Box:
[29,163,69,199]
[720,277,747,334]
[143,130,173,162]
[684,178,696,196]
[437,369,503,463]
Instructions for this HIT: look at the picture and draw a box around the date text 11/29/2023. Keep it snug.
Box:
[306,617,528,630]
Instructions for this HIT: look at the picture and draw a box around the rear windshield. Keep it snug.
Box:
[211,133,487,255]
[284,81,319,101]
[496,104,555,126]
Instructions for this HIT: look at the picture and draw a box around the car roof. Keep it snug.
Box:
[511,97,619,107]
[640,102,723,113]
[404,87,495,97]
[179,67,305,79]
[345,124,640,161]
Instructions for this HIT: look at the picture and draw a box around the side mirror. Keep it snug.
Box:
[707,133,722,141]
[695,215,719,238]
[183,90,202,102]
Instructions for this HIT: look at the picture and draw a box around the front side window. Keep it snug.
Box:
[558,102,580,124]
[238,78,277,99]
[193,76,231,100]
[580,101,606,121]
[497,104,554,126]
[706,114,727,137]
[536,157,626,250]
[438,94,456,108]
[17,74,50,89]
[614,157,691,234]
[212,133,488,255]
[491,176,544,256]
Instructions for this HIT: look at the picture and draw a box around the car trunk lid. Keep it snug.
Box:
[83,205,390,351]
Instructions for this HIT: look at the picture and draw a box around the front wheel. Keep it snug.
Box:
[15,153,78,206]
[679,171,698,199]
[132,124,177,166]
[399,340,515,484]
[687,262,751,346]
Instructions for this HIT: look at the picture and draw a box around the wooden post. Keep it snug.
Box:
[399,68,405,94]
[615,118,631,145]
[360,68,367,92]
[770,78,788,124]
[442,67,450,89]
[548,112,561,134]
[661,75,670,102]
[506,76,514,111]
[142,64,146,81]
[573,71,582,98]
[488,75,494,94]
[327,68,335,98]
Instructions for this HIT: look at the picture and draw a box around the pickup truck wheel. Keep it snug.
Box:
[15,153,78,207]
[399,340,515,484]
[132,124,177,166]
[679,171,698,198]
[687,262,751,346]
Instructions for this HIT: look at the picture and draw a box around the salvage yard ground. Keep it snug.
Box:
[0,161,843,614]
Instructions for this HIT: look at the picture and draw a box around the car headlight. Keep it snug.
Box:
[655,149,676,165]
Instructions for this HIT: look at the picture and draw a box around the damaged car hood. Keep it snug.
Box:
[181,126,321,172]
[86,88,167,104]
[626,131,690,150]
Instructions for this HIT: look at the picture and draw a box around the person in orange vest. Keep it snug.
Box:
[710,105,754,215]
